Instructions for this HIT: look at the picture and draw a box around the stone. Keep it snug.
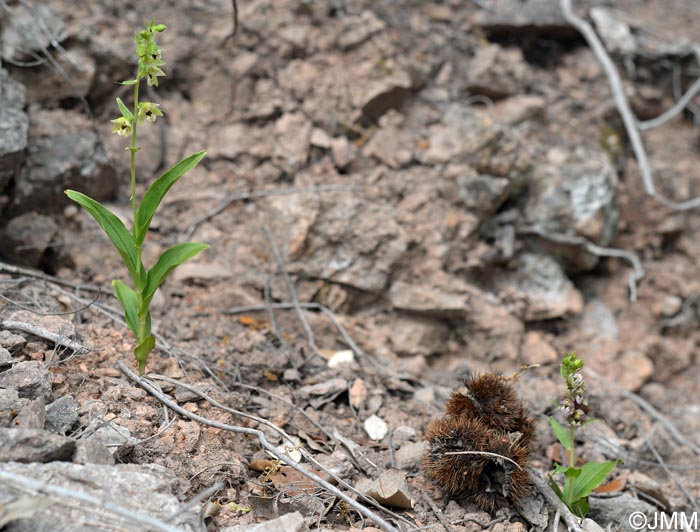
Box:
[363,110,413,168]
[466,45,531,98]
[524,146,619,271]
[363,415,388,441]
[520,331,559,365]
[473,0,574,36]
[0,68,27,109]
[336,11,385,50]
[419,104,502,165]
[222,511,307,532]
[173,382,214,403]
[171,261,233,283]
[353,65,414,123]
[290,195,407,293]
[274,112,312,172]
[1,4,67,61]
[590,8,637,55]
[0,213,58,268]
[0,462,200,531]
[588,493,656,532]
[73,439,115,465]
[452,167,510,217]
[0,361,53,401]
[297,378,347,409]
[616,350,654,392]
[44,396,79,435]
[356,469,414,509]
[0,108,28,194]
[493,95,546,125]
[0,388,25,427]
[394,441,427,470]
[15,397,45,430]
[0,347,12,371]
[8,109,117,216]
[0,428,74,462]
[329,136,354,170]
[389,314,449,356]
[494,252,584,321]
[8,44,96,106]
[392,426,418,444]
[0,330,26,353]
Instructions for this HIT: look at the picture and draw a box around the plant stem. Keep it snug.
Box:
[567,423,576,504]
[130,80,140,242]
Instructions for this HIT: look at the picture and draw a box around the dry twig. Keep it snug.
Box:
[119,362,401,532]
[529,468,583,532]
[0,469,191,532]
[0,319,87,353]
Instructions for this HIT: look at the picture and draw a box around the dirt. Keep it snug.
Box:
[1,1,700,531]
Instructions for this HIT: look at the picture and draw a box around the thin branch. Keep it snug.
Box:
[519,227,644,302]
[0,469,191,532]
[262,225,318,354]
[118,362,400,532]
[561,0,700,211]
[165,481,225,524]
[0,319,88,353]
[0,287,101,316]
[638,45,700,131]
[0,260,102,292]
[443,450,523,471]
[529,468,583,532]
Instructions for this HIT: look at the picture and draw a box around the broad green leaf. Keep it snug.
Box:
[65,190,142,286]
[571,497,589,518]
[134,334,156,375]
[550,417,573,451]
[134,151,206,246]
[143,242,209,302]
[116,97,133,120]
[112,280,140,336]
[549,478,565,500]
[572,460,620,501]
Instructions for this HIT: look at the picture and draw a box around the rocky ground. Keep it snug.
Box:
[1,0,700,531]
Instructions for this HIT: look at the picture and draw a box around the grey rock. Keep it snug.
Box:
[15,397,45,430]
[290,195,408,293]
[466,45,531,98]
[0,462,199,531]
[73,439,115,465]
[492,252,584,321]
[45,396,79,435]
[0,108,29,193]
[222,511,308,532]
[452,168,510,217]
[524,146,619,271]
[1,4,67,61]
[0,347,12,371]
[0,331,26,353]
[336,11,385,50]
[0,69,27,109]
[0,428,74,462]
[0,388,26,427]
[0,213,58,267]
[82,418,138,451]
[389,314,449,356]
[419,104,502,165]
[363,110,413,168]
[588,493,656,532]
[590,8,637,55]
[273,113,312,173]
[8,109,117,216]
[473,0,576,35]
[0,361,53,401]
[353,65,414,123]
[173,383,214,403]
[394,441,427,470]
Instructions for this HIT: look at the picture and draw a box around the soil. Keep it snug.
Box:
[1,1,700,531]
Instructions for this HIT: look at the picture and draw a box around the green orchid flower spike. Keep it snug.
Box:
[65,19,208,375]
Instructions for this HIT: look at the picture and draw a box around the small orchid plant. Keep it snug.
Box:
[549,353,621,517]
[66,20,208,374]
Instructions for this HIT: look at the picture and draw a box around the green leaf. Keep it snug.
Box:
[65,190,142,286]
[571,460,621,501]
[134,151,206,246]
[571,497,589,518]
[144,242,209,302]
[134,334,156,375]
[116,97,133,120]
[550,417,573,451]
[119,79,138,85]
[549,477,565,500]
[112,280,140,336]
